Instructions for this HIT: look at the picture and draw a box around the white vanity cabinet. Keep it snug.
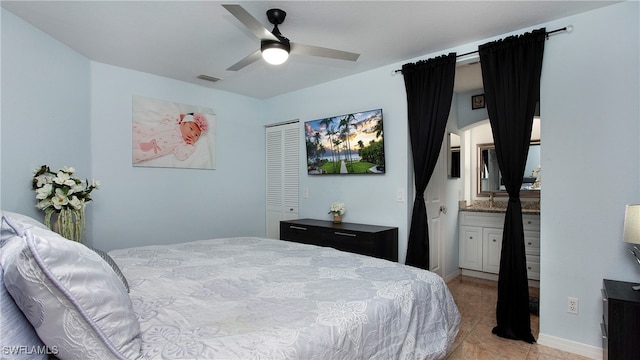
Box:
[459,211,540,281]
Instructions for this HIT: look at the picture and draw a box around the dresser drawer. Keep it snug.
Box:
[602,279,640,359]
[280,223,320,243]
[280,219,398,261]
[324,231,377,257]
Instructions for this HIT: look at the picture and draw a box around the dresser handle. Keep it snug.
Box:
[335,232,357,237]
[527,242,532,245]
[289,226,307,231]
[493,239,497,242]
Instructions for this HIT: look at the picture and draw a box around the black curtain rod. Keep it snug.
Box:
[394,26,569,74]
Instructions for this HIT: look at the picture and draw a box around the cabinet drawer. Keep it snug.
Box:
[523,215,540,231]
[524,231,540,256]
[526,259,540,280]
[460,212,504,228]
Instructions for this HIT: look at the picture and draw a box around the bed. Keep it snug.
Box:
[1,211,460,360]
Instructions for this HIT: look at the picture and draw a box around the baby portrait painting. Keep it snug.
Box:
[132,96,216,169]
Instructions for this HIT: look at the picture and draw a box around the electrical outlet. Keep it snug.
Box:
[567,297,579,315]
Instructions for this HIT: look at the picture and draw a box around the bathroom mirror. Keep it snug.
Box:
[477,140,541,197]
[448,133,461,178]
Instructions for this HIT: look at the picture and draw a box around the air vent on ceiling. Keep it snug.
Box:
[196,74,220,83]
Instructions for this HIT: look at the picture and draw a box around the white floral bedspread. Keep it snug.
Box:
[109,237,460,360]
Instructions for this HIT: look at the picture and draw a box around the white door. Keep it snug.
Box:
[266,122,299,239]
[423,139,447,276]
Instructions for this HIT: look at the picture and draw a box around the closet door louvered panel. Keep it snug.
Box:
[266,122,299,239]
[283,125,299,214]
[266,129,283,212]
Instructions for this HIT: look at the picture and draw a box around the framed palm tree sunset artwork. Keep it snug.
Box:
[304,108,385,175]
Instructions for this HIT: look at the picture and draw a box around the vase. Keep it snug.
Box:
[44,208,85,243]
[333,214,342,224]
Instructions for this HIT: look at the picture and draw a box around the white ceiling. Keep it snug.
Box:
[2,1,617,99]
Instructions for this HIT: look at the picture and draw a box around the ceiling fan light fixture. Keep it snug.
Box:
[261,40,290,65]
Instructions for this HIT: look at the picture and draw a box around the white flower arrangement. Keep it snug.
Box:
[328,202,346,216]
[33,165,100,211]
[32,165,100,242]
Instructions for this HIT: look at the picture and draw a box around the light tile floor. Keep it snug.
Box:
[445,276,592,360]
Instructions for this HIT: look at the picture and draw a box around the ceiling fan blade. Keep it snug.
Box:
[291,43,360,62]
[222,4,278,42]
[227,49,262,71]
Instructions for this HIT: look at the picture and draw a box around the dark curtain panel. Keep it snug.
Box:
[479,28,545,344]
[402,53,456,270]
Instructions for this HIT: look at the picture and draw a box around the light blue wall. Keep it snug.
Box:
[263,65,414,263]
[264,2,639,353]
[537,1,639,350]
[1,1,639,354]
[1,9,91,230]
[457,89,488,129]
[1,9,267,250]
[89,63,267,251]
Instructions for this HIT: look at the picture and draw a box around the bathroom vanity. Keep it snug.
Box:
[459,206,540,283]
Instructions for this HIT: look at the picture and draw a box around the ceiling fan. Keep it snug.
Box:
[223,4,360,71]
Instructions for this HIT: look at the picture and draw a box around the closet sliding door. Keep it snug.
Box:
[265,121,299,239]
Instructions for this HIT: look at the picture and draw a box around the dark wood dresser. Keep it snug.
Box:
[279,218,398,261]
[601,279,640,360]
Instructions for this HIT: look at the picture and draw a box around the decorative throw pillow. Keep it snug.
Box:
[0,264,50,360]
[1,212,50,359]
[0,220,142,360]
[1,211,48,246]
[89,247,130,293]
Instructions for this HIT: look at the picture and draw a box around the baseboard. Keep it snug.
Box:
[460,269,540,288]
[537,333,602,360]
[444,269,461,283]
[461,269,498,281]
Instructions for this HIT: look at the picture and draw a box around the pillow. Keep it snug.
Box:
[89,247,130,293]
[0,222,142,360]
[1,211,131,293]
[0,212,50,359]
[1,211,48,230]
[0,264,50,360]
[1,211,48,246]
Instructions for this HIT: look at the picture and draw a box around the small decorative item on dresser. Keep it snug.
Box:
[32,165,100,243]
[328,202,346,224]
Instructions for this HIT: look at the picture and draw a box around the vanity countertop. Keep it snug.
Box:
[460,200,540,215]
